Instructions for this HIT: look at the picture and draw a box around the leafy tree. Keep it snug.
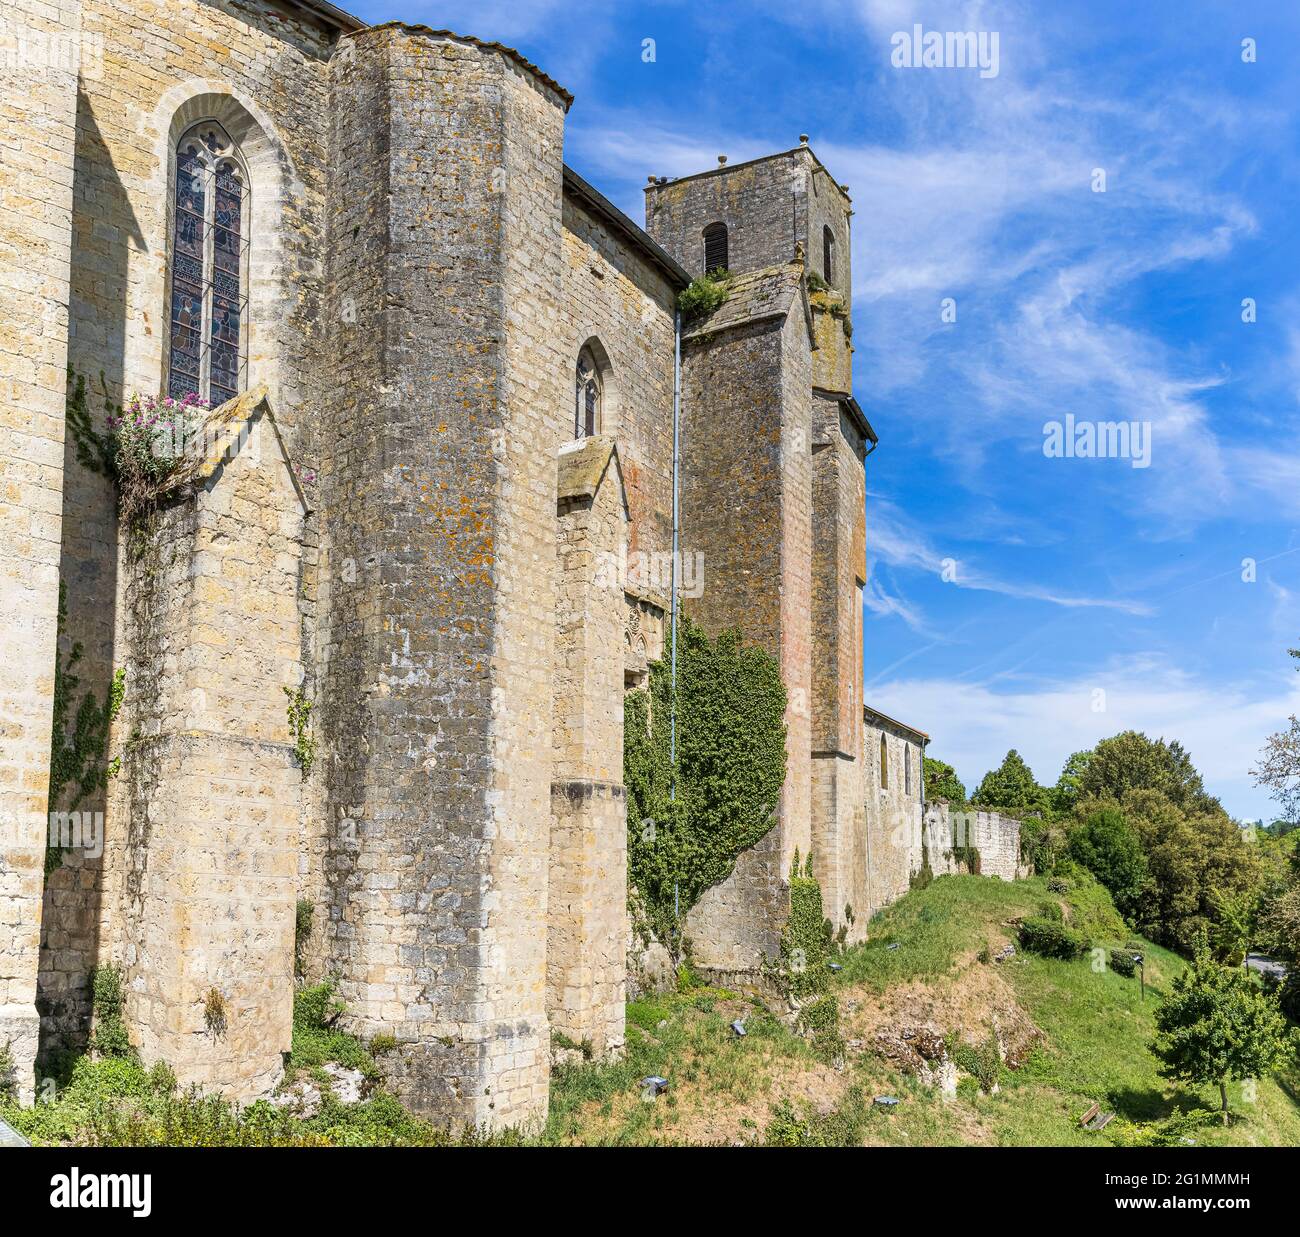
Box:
[1080,730,1220,815]
[1253,715,1300,826]
[1067,808,1148,920]
[922,756,966,806]
[1018,815,1066,874]
[1209,888,1256,968]
[1052,749,1093,814]
[1151,942,1295,1124]
[1259,879,1300,1021]
[1119,789,1259,954]
[972,749,1049,817]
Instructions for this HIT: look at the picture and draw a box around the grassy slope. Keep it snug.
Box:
[7,875,1296,1146]
[544,873,1300,1146]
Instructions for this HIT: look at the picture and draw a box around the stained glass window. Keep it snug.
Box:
[167,122,249,405]
[575,350,601,439]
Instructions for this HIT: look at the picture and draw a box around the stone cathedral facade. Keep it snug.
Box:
[0,1,952,1130]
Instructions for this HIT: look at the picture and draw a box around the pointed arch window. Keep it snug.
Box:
[703,221,728,274]
[167,121,249,406]
[904,744,912,795]
[880,733,889,790]
[823,225,835,286]
[575,349,602,439]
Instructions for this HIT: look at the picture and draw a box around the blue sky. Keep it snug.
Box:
[349,0,1300,821]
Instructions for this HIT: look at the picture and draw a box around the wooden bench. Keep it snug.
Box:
[1079,1102,1114,1131]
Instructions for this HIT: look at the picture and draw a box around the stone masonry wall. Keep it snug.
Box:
[811,396,868,942]
[560,193,676,602]
[549,439,628,1054]
[862,714,925,918]
[918,801,1023,883]
[320,26,568,1131]
[110,406,304,1097]
[43,0,336,1059]
[679,299,813,981]
[646,147,851,293]
[0,0,81,1104]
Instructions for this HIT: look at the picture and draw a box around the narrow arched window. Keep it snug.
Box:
[904,744,912,795]
[880,733,889,790]
[822,225,835,286]
[167,121,249,405]
[575,348,601,439]
[703,221,728,275]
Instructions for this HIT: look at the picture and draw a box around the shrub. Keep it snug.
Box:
[950,1029,1002,1092]
[294,899,314,978]
[1037,900,1064,922]
[1068,807,1148,920]
[1109,949,1137,978]
[90,965,134,1060]
[1046,877,1071,894]
[677,270,730,320]
[288,981,376,1079]
[106,391,211,522]
[796,995,843,1063]
[1018,916,1089,960]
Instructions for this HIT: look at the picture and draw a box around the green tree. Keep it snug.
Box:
[922,756,966,806]
[1151,942,1295,1124]
[1209,888,1256,968]
[1258,876,1300,1021]
[1067,807,1148,920]
[1080,730,1220,815]
[972,749,1048,817]
[1119,789,1259,954]
[1052,749,1093,814]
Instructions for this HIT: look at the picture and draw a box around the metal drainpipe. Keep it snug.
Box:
[669,308,682,801]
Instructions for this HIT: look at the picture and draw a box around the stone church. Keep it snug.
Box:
[0,0,951,1130]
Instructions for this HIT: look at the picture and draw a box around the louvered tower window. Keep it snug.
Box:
[703,221,728,275]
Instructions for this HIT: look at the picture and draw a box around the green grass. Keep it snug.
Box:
[541,871,1300,1147]
[7,875,1297,1146]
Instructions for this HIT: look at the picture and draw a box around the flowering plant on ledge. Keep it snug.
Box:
[105,391,210,521]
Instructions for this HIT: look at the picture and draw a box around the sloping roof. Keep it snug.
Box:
[352,23,572,108]
[285,0,365,32]
[682,260,813,343]
[556,435,628,516]
[864,705,929,742]
[563,166,690,289]
[184,385,311,514]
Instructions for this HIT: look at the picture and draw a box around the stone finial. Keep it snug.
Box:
[717,154,727,165]
[647,175,657,184]
[793,241,805,264]
[799,133,810,145]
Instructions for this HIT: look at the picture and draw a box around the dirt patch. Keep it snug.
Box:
[843,958,1044,1071]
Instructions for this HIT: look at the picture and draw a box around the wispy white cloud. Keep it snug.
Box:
[869,657,1300,820]
[869,497,1153,616]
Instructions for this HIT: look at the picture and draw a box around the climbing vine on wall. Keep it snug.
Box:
[284,686,316,775]
[46,583,125,875]
[624,614,787,954]
[778,851,844,1062]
